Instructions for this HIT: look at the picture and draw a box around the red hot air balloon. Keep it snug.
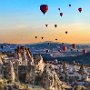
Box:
[72,44,76,49]
[78,8,82,13]
[60,13,63,17]
[82,49,87,54]
[40,4,48,14]
[62,46,67,51]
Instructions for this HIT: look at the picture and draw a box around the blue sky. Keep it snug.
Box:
[0,0,90,44]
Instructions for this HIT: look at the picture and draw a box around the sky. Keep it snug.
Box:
[0,0,90,44]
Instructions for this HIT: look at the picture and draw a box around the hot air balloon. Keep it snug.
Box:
[54,24,57,28]
[40,4,48,14]
[82,49,87,54]
[77,50,79,52]
[46,49,49,53]
[78,8,82,13]
[55,39,58,41]
[60,13,63,17]
[35,36,37,39]
[41,37,44,39]
[72,44,76,49]
[58,50,61,53]
[62,43,64,45]
[70,49,73,51]
[58,8,60,11]
[45,24,48,27]
[62,46,67,51]
[65,31,68,34]
[69,4,71,7]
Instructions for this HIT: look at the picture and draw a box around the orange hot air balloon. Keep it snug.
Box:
[60,13,63,17]
[78,8,82,13]
[62,46,67,51]
[40,4,48,14]
[72,44,76,49]
[82,49,87,54]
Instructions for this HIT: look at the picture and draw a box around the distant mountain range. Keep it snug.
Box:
[0,41,90,64]
[0,41,90,54]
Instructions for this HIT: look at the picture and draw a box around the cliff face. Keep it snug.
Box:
[41,64,65,90]
[16,47,65,90]
[0,46,68,90]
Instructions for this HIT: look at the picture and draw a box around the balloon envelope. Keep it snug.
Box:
[35,36,37,38]
[82,49,87,54]
[58,8,60,11]
[69,4,71,7]
[65,31,68,34]
[46,49,49,53]
[78,8,82,13]
[72,44,76,49]
[55,39,58,41]
[45,24,48,27]
[60,13,63,17]
[40,4,48,14]
[62,46,67,51]
[54,24,57,28]
[41,37,44,39]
